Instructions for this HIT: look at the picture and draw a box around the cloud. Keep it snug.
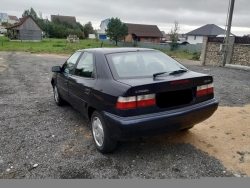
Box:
[1,0,249,35]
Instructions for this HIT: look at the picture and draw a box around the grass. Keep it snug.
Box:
[0,37,115,54]
[0,37,200,60]
[158,49,201,61]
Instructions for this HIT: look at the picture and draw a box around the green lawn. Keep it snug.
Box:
[0,37,200,60]
[158,49,200,61]
[0,37,115,54]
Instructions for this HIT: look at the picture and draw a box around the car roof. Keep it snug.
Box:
[76,47,157,54]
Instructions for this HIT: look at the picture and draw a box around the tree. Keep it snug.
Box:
[22,7,38,20]
[22,9,30,17]
[169,20,180,51]
[83,22,94,38]
[105,17,128,46]
[1,22,13,27]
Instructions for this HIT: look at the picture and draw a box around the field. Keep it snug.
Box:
[0,37,115,54]
[0,36,199,60]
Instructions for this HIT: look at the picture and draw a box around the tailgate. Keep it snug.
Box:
[117,72,214,115]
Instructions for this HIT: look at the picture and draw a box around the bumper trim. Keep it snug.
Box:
[103,99,219,140]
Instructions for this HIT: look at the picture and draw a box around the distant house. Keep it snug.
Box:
[8,15,19,24]
[97,18,110,39]
[51,15,77,25]
[185,24,234,44]
[164,33,187,42]
[125,23,163,43]
[0,13,9,24]
[97,19,163,43]
[178,34,187,42]
[161,31,166,41]
[6,15,42,41]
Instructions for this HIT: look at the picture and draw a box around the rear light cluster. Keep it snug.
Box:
[196,83,214,97]
[116,94,155,109]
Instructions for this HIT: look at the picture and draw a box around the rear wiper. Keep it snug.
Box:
[153,72,168,78]
[169,69,187,75]
[153,68,188,78]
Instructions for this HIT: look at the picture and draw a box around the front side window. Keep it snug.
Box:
[62,51,82,74]
[74,52,94,78]
[106,51,187,79]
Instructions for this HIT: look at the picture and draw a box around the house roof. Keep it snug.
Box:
[8,15,19,21]
[51,15,77,25]
[185,24,234,36]
[6,15,42,30]
[0,13,9,20]
[125,23,163,37]
[102,18,110,26]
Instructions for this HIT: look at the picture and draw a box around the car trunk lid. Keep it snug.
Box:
[116,71,214,115]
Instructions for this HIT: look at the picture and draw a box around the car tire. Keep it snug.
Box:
[53,85,64,106]
[180,126,194,131]
[91,111,118,154]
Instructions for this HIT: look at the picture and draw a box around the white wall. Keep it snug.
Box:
[187,35,203,44]
[8,19,17,24]
[89,34,95,39]
[97,21,107,34]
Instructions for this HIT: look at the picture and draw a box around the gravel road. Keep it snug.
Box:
[0,51,249,179]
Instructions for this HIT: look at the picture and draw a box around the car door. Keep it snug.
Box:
[68,52,97,117]
[56,51,82,101]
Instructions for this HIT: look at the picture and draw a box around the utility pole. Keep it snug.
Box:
[222,0,235,66]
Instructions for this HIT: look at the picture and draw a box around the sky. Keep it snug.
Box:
[1,0,250,36]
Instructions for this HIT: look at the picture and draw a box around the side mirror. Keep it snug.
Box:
[51,66,62,73]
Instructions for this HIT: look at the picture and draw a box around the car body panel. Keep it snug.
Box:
[56,72,69,100]
[68,75,97,117]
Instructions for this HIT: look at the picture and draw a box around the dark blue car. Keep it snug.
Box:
[51,48,218,153]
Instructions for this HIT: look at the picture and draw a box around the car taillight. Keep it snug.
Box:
[196,83,214,97]
[116,94,156,109]
[137,94,156,107]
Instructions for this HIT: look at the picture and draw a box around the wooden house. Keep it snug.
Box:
[6,15,42,41]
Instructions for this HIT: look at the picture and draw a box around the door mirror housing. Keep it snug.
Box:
[51,66,62,73]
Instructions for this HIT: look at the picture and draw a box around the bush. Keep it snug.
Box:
[191,51,201,60]
[132,41,137,47]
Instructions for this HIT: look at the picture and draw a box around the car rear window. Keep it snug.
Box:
[106,51,187,79]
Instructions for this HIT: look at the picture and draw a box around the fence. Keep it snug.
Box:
[101,39,202,53]
[201,36,250,66]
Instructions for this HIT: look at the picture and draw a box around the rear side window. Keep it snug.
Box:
[106,51,187,79]
[74,52,94,78]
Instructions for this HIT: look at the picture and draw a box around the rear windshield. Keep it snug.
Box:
[106,51,188,79]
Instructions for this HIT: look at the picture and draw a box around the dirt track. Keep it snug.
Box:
[0,51,250,178]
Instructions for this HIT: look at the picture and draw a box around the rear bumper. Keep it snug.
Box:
[103,99,219,141]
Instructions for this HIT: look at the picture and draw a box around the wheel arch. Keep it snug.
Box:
[88,106,96,121]
[51,78,55,88]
